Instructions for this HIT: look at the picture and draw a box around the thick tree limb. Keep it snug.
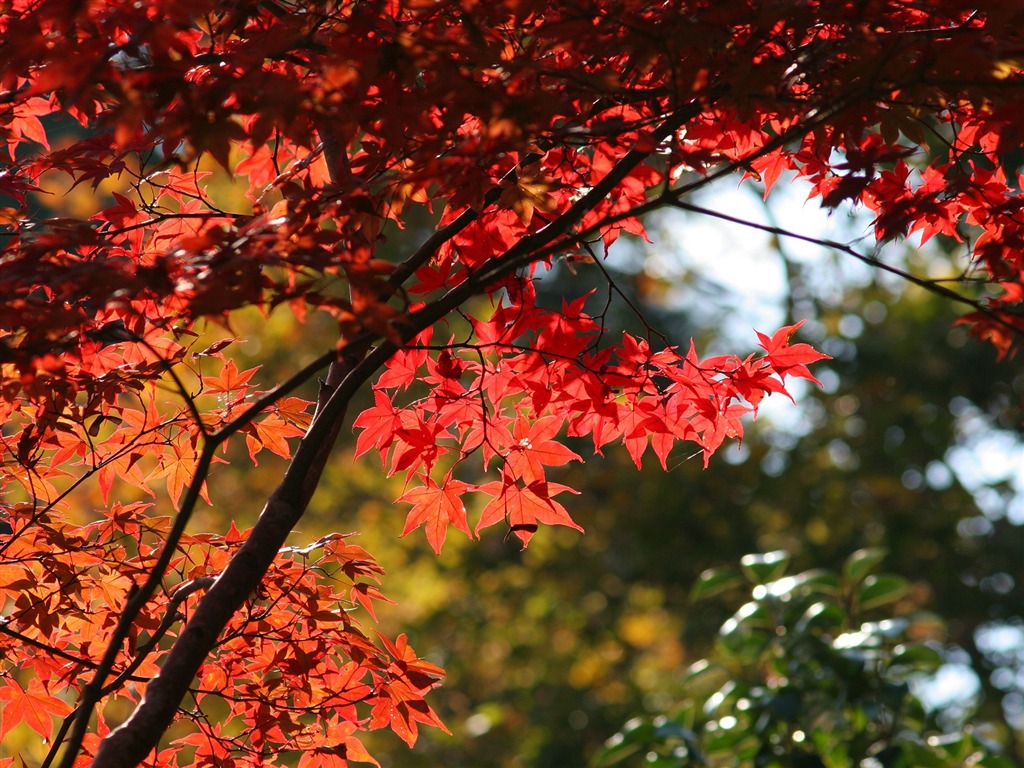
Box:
[86,107,694,767]
[91,360,353,767]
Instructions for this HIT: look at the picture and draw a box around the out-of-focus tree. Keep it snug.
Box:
[597,550,1013,768]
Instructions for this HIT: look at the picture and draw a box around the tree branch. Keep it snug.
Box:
[90,356,356,766]
[665,198,1002,321]
[381,152,542,298]
[88,118,371,768]
[86,106,700,768]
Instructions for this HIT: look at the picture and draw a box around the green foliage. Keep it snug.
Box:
[597,551,1011,768]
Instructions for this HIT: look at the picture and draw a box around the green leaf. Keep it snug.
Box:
[740,550,790,584]
[592,741,641,767]
[594,718,654,766]
[755,569,840,604]
[621,716,655,739]
[702,681,737,717]
[890,643,942,670]
[703,725,752,753]
[858,574,911,611]
[721,601,774,635]
[793,568,841,595]
[795,601,846,633]
[690,568,744,603]
[976,755,1017,768]
[593,738,643,767]
[682,660,730,695]
[842,548,887,588]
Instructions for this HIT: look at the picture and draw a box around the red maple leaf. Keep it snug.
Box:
[398,472,472,554]
[504,414,582,481]
[475,476,582,547]
[353,390,402,460]
[0,677,72,741]
[755,321,831,384]
[297,720,380,768]
[203,358,260,396]
[370,634,449,746]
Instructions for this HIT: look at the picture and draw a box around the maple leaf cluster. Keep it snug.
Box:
[358,289,825,551]
[0,503,444,765]
[0,1,1022,766]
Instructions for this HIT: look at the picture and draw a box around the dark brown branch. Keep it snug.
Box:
[90,356,355,767]
[87,121,365,768]
[86,107,698,768]
[0,620,101,669]
[99,577,216,698]
[41,578,212,768]
[381,153,542,298]
[665,199,995,317]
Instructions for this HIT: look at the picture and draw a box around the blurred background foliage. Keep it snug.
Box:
[596,549,1013,768]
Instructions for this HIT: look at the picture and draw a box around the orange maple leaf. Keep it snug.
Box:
[0,677,72,741]
[398,473,472,554]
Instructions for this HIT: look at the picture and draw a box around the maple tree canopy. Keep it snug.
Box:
[1,2,1023,767]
